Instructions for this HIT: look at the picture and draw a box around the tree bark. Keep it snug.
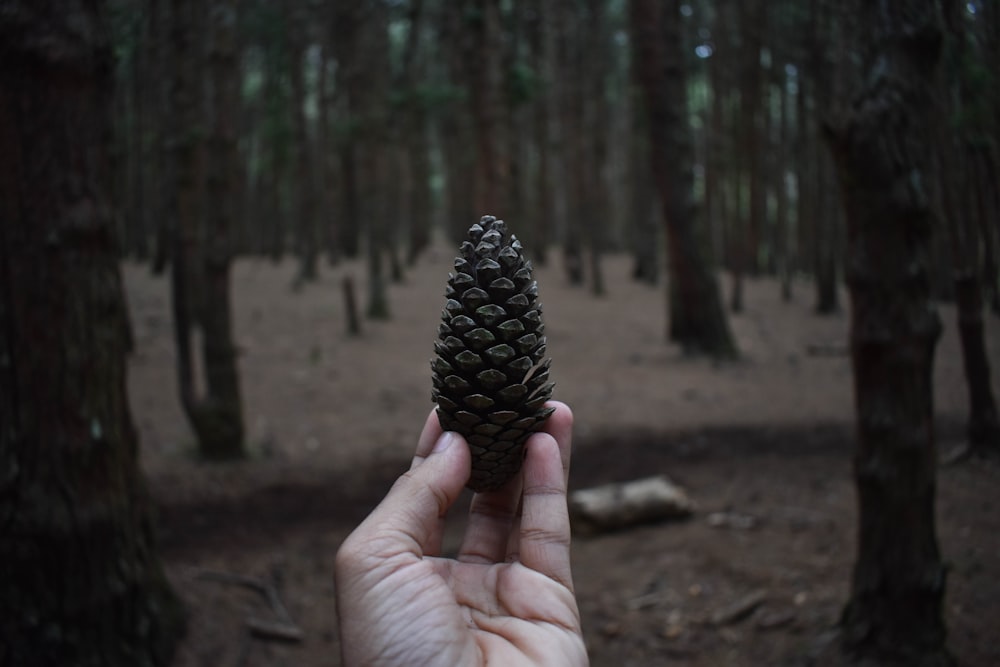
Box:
[825,1,952,663]
[629,0,737,358]
[0,2,185,664]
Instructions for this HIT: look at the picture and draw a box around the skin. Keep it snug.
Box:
[335,402,588,666]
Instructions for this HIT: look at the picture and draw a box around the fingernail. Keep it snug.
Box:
[432,432,456,454]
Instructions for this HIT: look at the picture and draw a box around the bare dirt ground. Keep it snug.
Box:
[123,241,1000,666]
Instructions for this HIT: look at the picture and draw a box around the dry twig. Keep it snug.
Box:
[197,569,304,643]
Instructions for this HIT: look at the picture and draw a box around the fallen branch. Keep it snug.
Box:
[247,617,306,643]
[569,475,695,536]
[196,569,304,643]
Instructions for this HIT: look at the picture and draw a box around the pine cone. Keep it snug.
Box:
[431,215,555,492]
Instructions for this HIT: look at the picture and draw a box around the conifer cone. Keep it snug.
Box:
[431,215,555,492]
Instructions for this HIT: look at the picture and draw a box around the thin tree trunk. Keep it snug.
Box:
[171,0,245,460]
[151,0,173,274]
[969,143,1000,316]
[0,2,185,663]
[471,0,507,215]
[528,0,554,264]
[630,0,737,358]
[287,2,318,286]
[795,68,816,306]
[583,0,608,296]
[559,3,585,286]
[316,44,339,266]
[396,0,430,267]
[740,0,765,277]
[704,7,726,272]
[202,0,245,455]
[939,0,1000,451]
[954,270,1000,448]
[362,0,391,319]
[775,67,793,301]
[825,1,951,662]
[333,2,362,259]
[814,144,840,314]
[629,82,658,285]
[812,1,841,315]
[405,84,432,264]
[438,1,477,244]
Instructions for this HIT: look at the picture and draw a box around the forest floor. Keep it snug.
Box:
[123,241,1000,667]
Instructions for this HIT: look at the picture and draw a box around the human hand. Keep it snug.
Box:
[334,401,587,666]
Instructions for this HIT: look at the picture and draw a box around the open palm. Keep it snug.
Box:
[335,403,588,666]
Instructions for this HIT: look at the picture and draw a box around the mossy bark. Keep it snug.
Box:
[0,2,185,664]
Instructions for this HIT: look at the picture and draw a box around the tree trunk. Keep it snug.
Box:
[171,0,245,460]
[470,0,508,216]
[628,83,659,285]
[704,4,728,274]
[527,0,554,264]
[954,271,1000,448]
[775,66,793,301]
[583,0,608,297]
[739,0,766,278]
[795,71,815,308]
[316,44,340,266]
[969,142,1000,316]
[0,2,185,664]
[360,0,391,319]
[813,145,840,314]
[728,86,745,313]
[825,1,952,663]
[287,2,318,286]
[203,0,246,454]
[150,0,174,274]
[332,2,362,259]
[937,0,1000,452]
[395,0,431,266]
[630,0,737,358]
[812,1,842,316]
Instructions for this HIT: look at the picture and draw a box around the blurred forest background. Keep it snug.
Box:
[108,0,1000,314]
[2,0,1000,666]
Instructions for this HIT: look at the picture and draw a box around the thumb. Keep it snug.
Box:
[357,431,470,557]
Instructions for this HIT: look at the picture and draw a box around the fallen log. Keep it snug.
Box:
[568,475,695,536]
